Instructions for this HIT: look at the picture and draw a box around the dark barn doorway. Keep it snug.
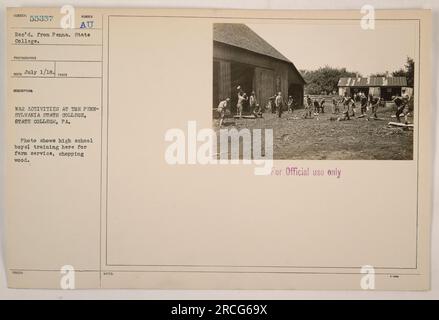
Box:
[231,62,254,113]
[213,60,220,107]
[288,83,303,107]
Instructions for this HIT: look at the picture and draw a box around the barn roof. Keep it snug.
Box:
[213,23,305,84]
[213,23,292,64]
[338,76,408,87]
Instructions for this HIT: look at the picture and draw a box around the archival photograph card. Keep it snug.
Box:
[5,8,432,290]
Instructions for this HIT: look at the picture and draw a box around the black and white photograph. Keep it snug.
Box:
[213,22,417,160]
[2,2,436,299]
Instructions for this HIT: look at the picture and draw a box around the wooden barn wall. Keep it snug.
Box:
[254,67,274,107]
[288,67,304,85]
[218,60,231,102]
[213,42,303,107]
[275,65,289,99]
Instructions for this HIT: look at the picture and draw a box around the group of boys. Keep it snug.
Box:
[217,86,297,126]
[305,92,410,122]
[236,86,263,119]
[329,92,386,121]
[217,86,411,127]
[304,96,325,118]
[217,86,262,127]
[268,92,295,118]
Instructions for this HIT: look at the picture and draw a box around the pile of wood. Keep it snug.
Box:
[388,122,414,128]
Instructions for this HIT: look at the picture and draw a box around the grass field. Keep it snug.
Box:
[213,101,414,160]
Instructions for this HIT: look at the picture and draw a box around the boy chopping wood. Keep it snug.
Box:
[217,97,230,127]
[287,96,294,113]
[313,99,320,115]
[275,92,284,118]
[236,91,247,119]
[249,91,260,117]
[392,95,408,123]
[341,93,354,117]
[304,95,313,118]
[360,92,368,115]
[319,99,325,113]
[368,95,381,120]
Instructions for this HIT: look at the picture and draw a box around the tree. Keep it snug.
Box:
[301,66,359,95]
[392,57,414,87]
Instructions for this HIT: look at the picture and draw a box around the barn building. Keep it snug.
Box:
[338,76,410,101]
[213,23,305,112]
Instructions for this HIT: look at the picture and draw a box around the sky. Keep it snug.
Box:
[248,20,418,76]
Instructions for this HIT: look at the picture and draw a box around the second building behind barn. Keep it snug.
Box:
[338,76,411,101]
[213,23,305,112]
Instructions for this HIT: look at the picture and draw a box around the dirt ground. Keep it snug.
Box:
[213,101,414,160]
